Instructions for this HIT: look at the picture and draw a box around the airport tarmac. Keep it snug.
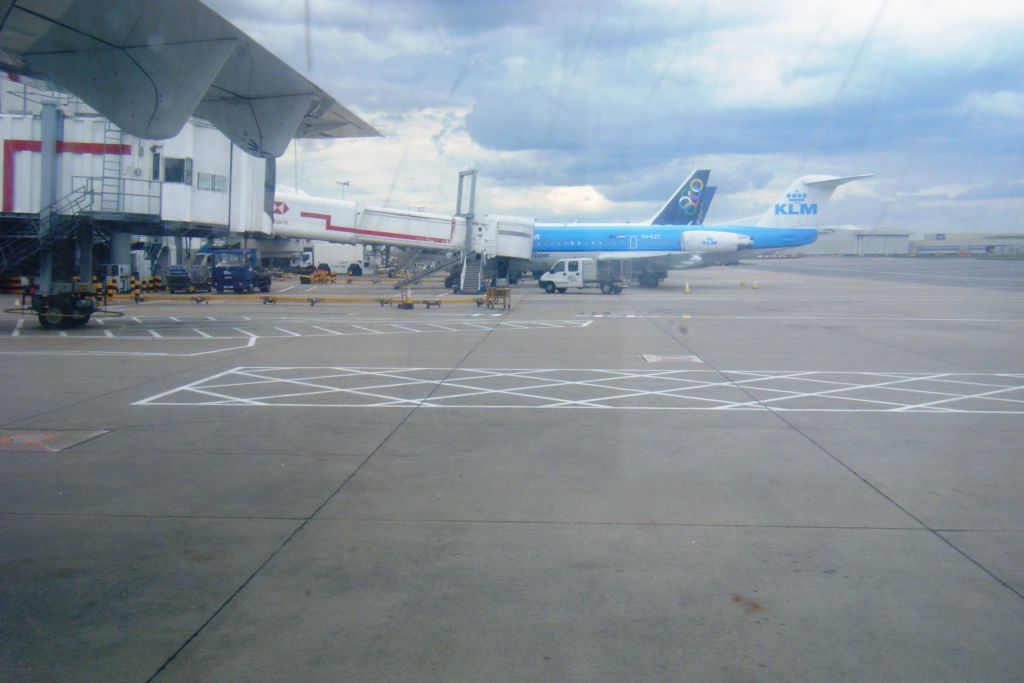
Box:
[1,257,1022,682]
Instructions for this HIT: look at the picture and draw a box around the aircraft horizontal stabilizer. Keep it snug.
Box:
[802,174,875,189]
[756,173,873,228]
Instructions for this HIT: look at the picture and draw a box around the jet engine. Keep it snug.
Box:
[682,231,753,253]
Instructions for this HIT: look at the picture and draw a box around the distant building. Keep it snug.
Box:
[789,229,910,256]
[911,233,1024,256]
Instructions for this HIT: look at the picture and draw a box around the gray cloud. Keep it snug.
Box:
[204,0,1024,231]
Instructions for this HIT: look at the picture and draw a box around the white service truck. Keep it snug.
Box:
[293,242,367,275]
[538,257,626,294]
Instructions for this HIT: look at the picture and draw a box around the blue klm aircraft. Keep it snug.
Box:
[529,171,872,287]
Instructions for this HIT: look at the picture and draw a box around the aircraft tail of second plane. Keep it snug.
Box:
[649,169,713,225]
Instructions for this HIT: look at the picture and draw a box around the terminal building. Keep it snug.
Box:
[0,0,380,300]
[0,73,274,282]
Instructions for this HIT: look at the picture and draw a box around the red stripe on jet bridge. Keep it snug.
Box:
[3,140,131,212]
[300,211,456,244]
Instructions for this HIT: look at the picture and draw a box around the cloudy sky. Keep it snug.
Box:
[206,0,1023,235]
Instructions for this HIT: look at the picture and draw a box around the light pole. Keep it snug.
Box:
[336,180,350,200]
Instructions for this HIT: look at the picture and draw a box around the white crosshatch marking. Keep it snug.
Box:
[135,368,1024,413]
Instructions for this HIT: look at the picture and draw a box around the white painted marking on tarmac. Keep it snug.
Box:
[0,336,259,358]
[0,318,595,351]
[169,316,181,322]
[795,264,1024,283]
[12,319,23,336]
[131,316,142,323]
[136,367,1024,413]
[577,313,1024,323]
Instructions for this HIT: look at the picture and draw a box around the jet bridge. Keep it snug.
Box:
[272,170,535,292]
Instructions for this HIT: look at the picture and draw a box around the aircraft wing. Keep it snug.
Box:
[0,0,379,158]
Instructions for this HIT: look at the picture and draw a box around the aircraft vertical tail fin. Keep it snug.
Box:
[698,185,716,223]
[649,169,712,225]
[756,174,873,227]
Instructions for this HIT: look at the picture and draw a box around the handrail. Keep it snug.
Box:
[71,176,162,216]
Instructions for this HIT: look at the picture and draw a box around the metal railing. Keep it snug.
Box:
[0,184,91,274]
[71,176,162,216]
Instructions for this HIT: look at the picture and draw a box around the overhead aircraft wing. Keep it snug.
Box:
[0,0,379,158]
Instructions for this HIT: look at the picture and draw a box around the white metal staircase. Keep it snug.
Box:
[460,253,484,293]
[0,186,91,275]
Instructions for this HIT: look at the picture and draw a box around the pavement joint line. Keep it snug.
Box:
[625,298,1024,602]
[833,325,984,374]
[0,510,309,521]
[0,338,262,431]
[766,391,1024,603]
[3,509,1021,533]
[145,301,508,683]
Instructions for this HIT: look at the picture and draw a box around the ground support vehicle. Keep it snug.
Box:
[164,255,212,293]
[211,249,272,293]
[538,258,626,294]
[30,281,97,329]
[292,243,367,276]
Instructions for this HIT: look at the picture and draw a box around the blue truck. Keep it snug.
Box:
[209,248,272,293]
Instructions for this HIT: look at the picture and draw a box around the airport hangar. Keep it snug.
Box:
[785,228,1024,258]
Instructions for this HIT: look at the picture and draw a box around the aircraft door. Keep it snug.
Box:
[629,236,638,250]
